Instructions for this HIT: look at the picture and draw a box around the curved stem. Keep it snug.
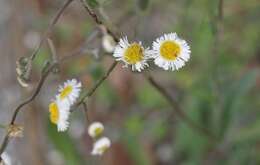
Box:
[144,73,218,142]
[30,0,75,60]
[76,61,118,106]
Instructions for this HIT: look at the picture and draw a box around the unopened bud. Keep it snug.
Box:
[102,34,116,53]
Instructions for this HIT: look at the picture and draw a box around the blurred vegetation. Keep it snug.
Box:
[41,0,260,164]
[2,0,260,164]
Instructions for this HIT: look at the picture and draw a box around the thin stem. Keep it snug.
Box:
[82,102,90,124]
[76,61,118,106]
[47,39,58,63]
[30,0,75,60]
[0,63,58,157]
[0,135,9,159]
[0,2,98,157]
[144,73,218,142]
[10,63,58,125]
[79,0,119,42]
[218,0,224,21]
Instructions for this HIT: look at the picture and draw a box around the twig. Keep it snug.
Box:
[76,61,118,106]
[47,39,58,63]
[218,0,224,21]
[82,102,90,124]
[0,135,9,158]
[11,64,58,125]
[79,0,119,42]
[144,73,218,142]
[0,62,56,157]
[30,0,75,60]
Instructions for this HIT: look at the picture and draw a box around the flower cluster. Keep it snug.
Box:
[113,33,191,71]
[49,79,82,132]
[88,122,111,156]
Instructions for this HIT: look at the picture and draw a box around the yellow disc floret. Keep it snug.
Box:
[49,102,59,124]
[60,85,73,100]
[160,41,180,60]
[94,127,103,137]
[97,145,109,154]
[124,43,144,64]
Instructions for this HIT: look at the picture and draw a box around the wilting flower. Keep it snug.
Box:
[58,79,81,105]
[102,34,116,53]
[49,98,70,132]
[88,122,104,138]
[151,33,191,71]
[91,137,111,156]
[113,36,152,72]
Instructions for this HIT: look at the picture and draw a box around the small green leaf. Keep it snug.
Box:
[86,0,99,8]
[47,121,84,165]
[121,132,150,165]
[138,0,149,11]
[218,69,258,138]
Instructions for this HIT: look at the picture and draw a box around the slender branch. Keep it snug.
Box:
[218,0,224,21]
[79,0,119,42]
[76,61,118,106]
[0,135,9,158]
[82,102,90,124]
[0,62,56,158]
[10,64,58,125]
[144,74,218,142]
[30,0,75,60]
[47,38,58,63]
[79,0,217,141]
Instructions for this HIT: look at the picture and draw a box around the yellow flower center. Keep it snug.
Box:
[49,102,59,124]
[124,43,144,64]
[60,85,73,100]
[94,127,103,137]
[97,145,108,153]
[160,41,181,60]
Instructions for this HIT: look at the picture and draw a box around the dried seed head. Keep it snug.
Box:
[7,124,24,138]
[16,57,32,87]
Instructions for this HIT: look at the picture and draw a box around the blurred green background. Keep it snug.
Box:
[0,0,259,164]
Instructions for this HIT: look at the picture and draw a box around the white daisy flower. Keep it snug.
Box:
[152,33,191,71]
[113,36,152,72]
[88,122,104,138]
[49,98,71,132]
[91,137,111,156]
[58,79,82,105]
